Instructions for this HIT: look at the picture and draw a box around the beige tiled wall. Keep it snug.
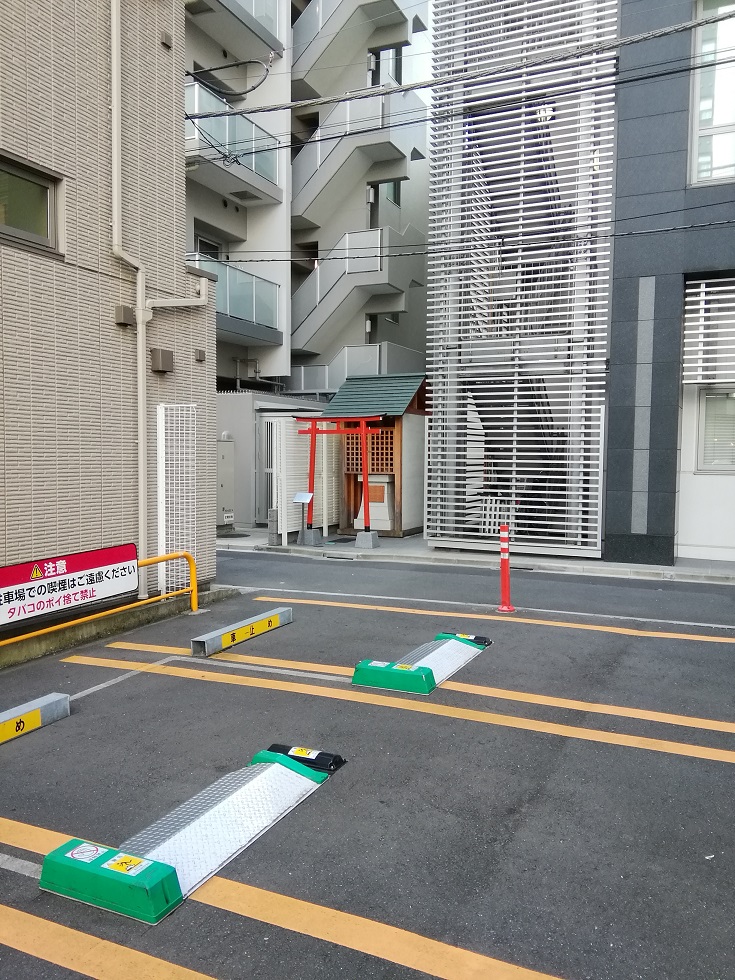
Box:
[0,0,216,583]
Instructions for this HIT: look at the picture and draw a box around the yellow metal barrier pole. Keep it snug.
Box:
[0,551,198,649]
[139,552,198,612]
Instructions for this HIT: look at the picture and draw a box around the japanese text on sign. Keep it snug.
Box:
[0,544,138,628]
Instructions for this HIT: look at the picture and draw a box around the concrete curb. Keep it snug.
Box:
[0,586,241,671]
[247,544,735,587]
[0,693,71,745]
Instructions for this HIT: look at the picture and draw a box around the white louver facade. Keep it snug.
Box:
[427,0,617,555]
[683,277,735,385]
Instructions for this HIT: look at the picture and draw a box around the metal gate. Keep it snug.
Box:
[258,414,341,544]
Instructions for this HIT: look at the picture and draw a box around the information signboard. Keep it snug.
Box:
[0,544,138,628]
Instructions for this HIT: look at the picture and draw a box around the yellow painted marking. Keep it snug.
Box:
[107,644,735,735]
[0,816,70,854]
[1,819,560,980]
[64,655,735,765]
[212,651,352,674]
[195,877,559,980]
[254,596,735,644]
[0,708,41,745]
[108,640,189,654]
[221,613,281,650]
[443,680,735,735]
[0,903,215,980]
[108,641,353,673]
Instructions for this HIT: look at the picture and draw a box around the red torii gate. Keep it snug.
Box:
[296,415,383,532]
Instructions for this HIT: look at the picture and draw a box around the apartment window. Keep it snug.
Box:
[195,235,222,258]
[692,0,735,182]
[386,180,401,206]
[370,46,403,86]
[0,158,57,249]
[698,390,735,469]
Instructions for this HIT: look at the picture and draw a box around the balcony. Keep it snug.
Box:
[291,225,425,355]
[185,82,282,205]
[292,0,409,99]
[184,0,283,60]
[187,253,282,347]
[292,87,426,230]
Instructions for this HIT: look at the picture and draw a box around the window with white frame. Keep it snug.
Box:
[0,158,58,249]
[692,0,735,183]
[698,390,735,469]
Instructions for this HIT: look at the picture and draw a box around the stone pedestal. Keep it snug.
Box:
[297,527,323,546]
[355,530,380,549]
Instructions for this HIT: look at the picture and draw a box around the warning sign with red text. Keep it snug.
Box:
[0,544,138,627]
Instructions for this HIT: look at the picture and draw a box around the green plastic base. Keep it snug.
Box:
[351,659,436,694]
[249,750,329,783]
[39,839,183,924]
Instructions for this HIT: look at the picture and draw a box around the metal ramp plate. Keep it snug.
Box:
[396,638,483,685]
[120,763,320,896]
[352,636,487,694]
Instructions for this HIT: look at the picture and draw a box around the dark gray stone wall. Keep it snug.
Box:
[605,0,735,564]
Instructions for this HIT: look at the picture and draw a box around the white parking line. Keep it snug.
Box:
[0,852,42,880]
[70,656,178,701]
[171,656,351,685]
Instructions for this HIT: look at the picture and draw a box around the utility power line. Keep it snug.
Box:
[187,9,735,120]
[187,50,735,165]
[194,218,735,265]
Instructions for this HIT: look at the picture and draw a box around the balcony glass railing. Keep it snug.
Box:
[235,0,278,36]
[185,81,278,184]
[188,254,279,330]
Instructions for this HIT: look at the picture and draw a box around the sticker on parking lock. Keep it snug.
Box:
[102,853,152,876]
[289,747,320,760]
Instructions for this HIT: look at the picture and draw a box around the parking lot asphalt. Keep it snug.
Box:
[1,552,735,980]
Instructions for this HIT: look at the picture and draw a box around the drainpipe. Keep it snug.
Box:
[111,0,151,596]
[111,0,208,598]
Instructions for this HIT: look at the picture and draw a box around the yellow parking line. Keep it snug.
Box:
[108,640,189,655]
[253,596,735,644]
[65,655,735,765]
[0,903,214,980]
[443,679,735,734]
[0,816,69,854]
[0,818,560,980]
[195,876,559,980]
[106,644,735,736]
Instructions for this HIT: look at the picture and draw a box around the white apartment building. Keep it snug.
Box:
[1,0,217,596]
[183,0,429,527]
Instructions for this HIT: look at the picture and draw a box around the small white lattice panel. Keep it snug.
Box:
[344,428,395,474]
[157,404,197,591]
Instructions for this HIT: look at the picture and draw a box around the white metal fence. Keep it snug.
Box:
[156,404,197,591]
